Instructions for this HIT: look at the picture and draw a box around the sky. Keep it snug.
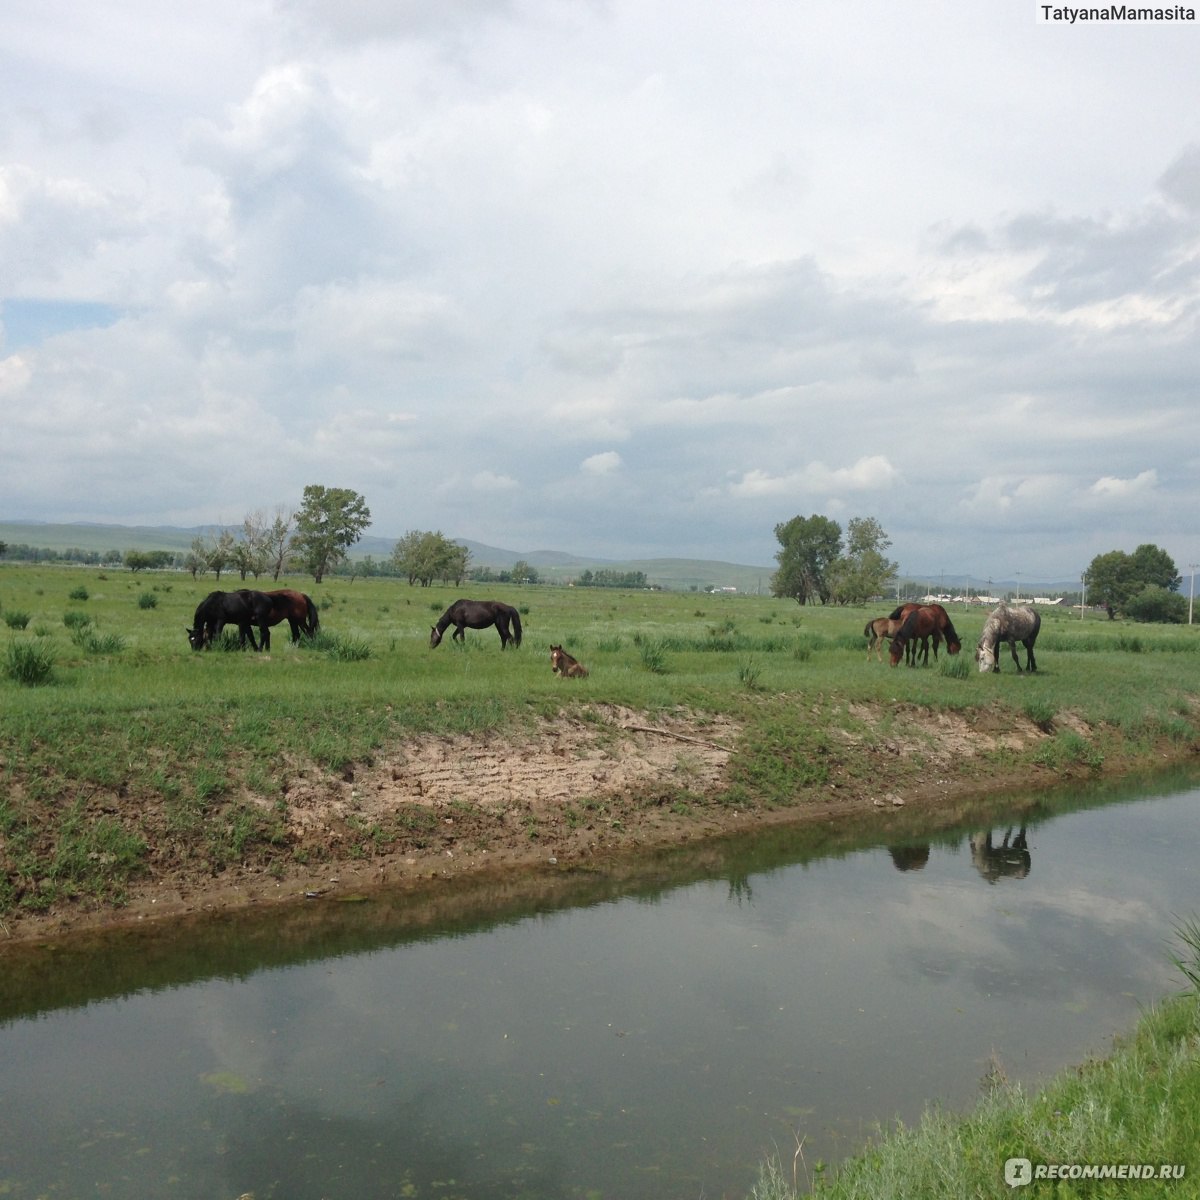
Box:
[2,1,1199,582]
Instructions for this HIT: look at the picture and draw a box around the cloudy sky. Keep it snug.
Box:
[3,2,1199,581]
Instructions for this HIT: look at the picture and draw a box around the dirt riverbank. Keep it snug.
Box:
[2,700,1193,945]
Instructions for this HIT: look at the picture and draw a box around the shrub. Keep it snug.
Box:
[4,639,56,686]
[4,610,31,630]
[137,592,159,610]
[1125,585,1187,624]
[62,610,91,630]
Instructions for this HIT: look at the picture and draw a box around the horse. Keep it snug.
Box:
[261,589,320,649]
[976,603,1040,673]
[888,606,943,667]
[187,589,273,651]
[864,616,903,663]
[969,827,1031,883]
[889,602,961,655]
[550,644,588,677]
[431,599,523,649]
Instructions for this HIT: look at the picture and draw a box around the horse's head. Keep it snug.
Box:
[947,638,962,655]
[976,642,995,672]
[429,625,443,648]
[186,626,207,651]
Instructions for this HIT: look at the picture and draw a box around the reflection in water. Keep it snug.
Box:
[970,826,1031,884]
[888,844,931,872]
[2,766,1200,1199]
[891,826,1032,884]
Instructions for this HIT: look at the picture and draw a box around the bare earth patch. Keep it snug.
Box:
[1,701,1123,945]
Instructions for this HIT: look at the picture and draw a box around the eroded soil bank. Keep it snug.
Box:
[3,700,1194,945]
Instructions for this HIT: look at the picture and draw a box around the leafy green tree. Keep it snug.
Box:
[828,516,898,605]
[291,486,371,583]
[771,514,843,604]
[510,559,539,586]
[1085,544,1179,619]
[391,530,469,586]
[125,550,153,572]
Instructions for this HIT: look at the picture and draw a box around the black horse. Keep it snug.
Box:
[187,590,273,651]
[430,599,523,649]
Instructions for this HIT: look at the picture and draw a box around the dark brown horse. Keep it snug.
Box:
[431,599,523,649]
[889,602,961,655]
[262,589,320,649]
[888,606,942,667]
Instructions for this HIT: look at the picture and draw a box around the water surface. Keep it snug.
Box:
[3,768,1199,1198]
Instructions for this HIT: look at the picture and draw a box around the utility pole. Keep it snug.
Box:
[1190,564,1198,626]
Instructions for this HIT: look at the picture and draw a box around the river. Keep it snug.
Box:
[2,767,1199,1199]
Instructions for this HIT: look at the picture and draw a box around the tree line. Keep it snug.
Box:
[769,512,1189,623]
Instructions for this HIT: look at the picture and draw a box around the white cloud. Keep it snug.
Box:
[729,456,900,499]
[1089,469,1159,500]
[2,1,1199,579]
[581,451,621,476]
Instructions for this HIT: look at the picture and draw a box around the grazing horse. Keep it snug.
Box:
[864,616,903,663]
[550,644,588,677]
[976,604,1040,673]
[889,602,961,655]
[888,606,942,667]
[431,599,523,649]
[187,589,273,651]
[261,589,321,649]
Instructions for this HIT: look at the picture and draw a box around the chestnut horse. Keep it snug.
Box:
[262,589,320,649]
[888,606,942,667]
[889,602,962,655]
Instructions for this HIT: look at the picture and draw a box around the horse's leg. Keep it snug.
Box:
[497,616,510,648]
[1027,639,1037,672]
[1009,637,1023,672]
[453,623,465,643]
[260,623,270,652]
[288,617,301,644]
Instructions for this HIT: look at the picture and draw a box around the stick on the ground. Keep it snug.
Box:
[621,724,732,753]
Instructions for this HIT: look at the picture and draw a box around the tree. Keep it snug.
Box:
[290,485,371,583]
[1084,544,1179,619]
[391,530,469,587]
[264,508,295,581]
[771,514,843,604]
[827,517,898,605]
[510,559,539,586]
[125,550,153,572]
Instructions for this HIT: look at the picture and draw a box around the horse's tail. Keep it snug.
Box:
[305,595,320,637]
[510,607,522,648]
[864,620,874,639]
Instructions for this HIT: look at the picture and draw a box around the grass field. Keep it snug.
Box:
[2,563,1199,917]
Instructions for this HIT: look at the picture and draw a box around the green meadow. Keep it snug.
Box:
[1,562,1199,917]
